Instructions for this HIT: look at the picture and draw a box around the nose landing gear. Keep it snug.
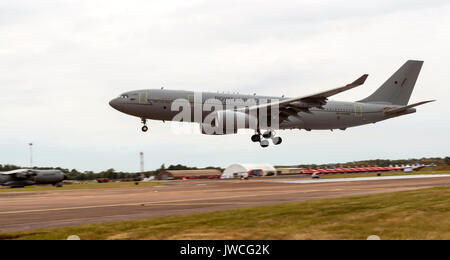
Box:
[141,118,148,132]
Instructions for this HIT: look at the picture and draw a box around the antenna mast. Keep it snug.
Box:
[29,143,33,168]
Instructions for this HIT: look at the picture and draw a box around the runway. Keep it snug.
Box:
[1,175,449,233]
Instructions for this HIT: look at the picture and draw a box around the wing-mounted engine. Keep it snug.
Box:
[13,170,38,179]
[200,110,258,135]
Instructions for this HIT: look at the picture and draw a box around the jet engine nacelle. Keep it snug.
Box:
[200,110,258,135]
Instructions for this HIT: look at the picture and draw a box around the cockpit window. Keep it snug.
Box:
[120,95,129,99]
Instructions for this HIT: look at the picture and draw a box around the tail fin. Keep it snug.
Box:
[359,60,423,105]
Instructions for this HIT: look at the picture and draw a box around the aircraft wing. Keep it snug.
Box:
[384,100,435,115]
[2,169,37,179]
[245,74,368,120]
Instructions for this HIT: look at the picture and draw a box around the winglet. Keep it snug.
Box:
[351,74,369,87]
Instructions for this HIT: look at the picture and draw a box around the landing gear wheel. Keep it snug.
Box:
[251,134,261,143]
[141,118,148,132]
[272,137,282,145]
[260,139,269,148]
[262,130,275,139]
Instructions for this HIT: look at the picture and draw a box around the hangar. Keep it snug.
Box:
[155,169,222,180]
[221,163,277,179]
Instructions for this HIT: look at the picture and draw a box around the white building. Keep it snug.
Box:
[221,163,277,179]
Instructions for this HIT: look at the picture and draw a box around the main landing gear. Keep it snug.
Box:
[141,118,148,132]
[251,130,282,148]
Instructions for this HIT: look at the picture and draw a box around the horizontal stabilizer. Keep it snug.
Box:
[384,100,435,115]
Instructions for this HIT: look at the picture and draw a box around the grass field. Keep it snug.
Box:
[1,186,449,240]
[0,181,160,193]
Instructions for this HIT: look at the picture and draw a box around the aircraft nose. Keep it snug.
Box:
[109,98,120,110]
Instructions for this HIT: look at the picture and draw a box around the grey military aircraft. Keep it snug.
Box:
[0,169,65,188]
[110,60,434,147]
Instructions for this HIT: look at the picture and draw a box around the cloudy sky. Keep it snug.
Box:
[1,0,449,172]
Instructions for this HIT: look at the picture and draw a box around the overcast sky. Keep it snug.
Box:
[1,0,449,172]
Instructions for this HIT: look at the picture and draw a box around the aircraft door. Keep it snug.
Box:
[139,91,149,104]
[353,103,366,123]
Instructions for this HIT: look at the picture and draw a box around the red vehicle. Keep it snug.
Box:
[387,166,400,171]
[367,166,376,172]
[323,168,332,174]
[249,169,264,176]
[301,168,315,175]
[314,168,324,174]
[331,167,340,174]
[337,167,347,173]
[345,167,355,173]
[96,178,110,183]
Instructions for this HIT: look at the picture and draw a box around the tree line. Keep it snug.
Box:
[1,157,448,180]
[0,163,224,181]
[278,157,450,169]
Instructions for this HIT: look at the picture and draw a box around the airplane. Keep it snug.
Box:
[109,60,434,148]
[0,169,65,188]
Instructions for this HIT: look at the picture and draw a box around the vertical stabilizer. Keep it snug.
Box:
[359,60,423,105]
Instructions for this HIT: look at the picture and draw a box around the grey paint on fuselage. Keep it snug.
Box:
[110,60,431,140]
[0,174,8,184]
[109,89,415,131]
[0,170,65,188]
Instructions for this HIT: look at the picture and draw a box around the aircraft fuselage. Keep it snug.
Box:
[109,89,415,131]
[0,170,65,188]
[109,61,432,147]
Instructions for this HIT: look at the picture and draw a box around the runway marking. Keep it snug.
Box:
[0,189,347,215]
[141,202,249,206]
[0,188,323,204]
[274,175,450,184]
